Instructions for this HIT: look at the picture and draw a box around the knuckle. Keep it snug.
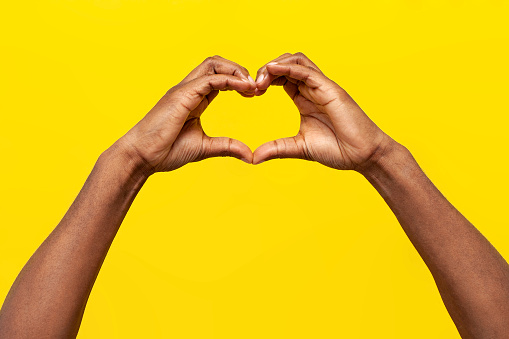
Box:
[274,139,286,158]
[179,90,194,103]
[204,55,220,66]
[220,138,232,157]
[272,140,279,157]
[199,73,217,85]
[294,52,310,62]
[336,87,351,103]
[165,80,186,95]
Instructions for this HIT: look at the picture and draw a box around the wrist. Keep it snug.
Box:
[357,137,415,181]
[99,138,155,184]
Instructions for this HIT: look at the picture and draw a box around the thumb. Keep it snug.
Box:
[200,136,253,164]
[253,135,309,165]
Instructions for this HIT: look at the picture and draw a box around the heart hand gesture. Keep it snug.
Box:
[115,53,396,175]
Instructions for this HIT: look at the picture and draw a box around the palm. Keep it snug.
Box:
[292,90,355,170]
[153,118,204,172]
[253,54,387,170]
[132,96,211,173]
[118,56,255,174]
[253,82,386,170]
[127,87,252,172]
[294,86,385,170]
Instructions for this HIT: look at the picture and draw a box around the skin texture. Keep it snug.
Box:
[252,52,388,169]
[122,55,256,172]
[253,53,509,338]
[0,56,256,338]
[1,53,508,338]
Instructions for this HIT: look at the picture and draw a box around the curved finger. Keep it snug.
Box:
[183,55,254,83]
[192,74,255,95]
[239,91,256,98]
[278,52,323,73]
[200,136,253,164]
[253,135,310,164]
[256,76,299,101]
[174,74,255,115]
[254,53,292,95]
[255,52,322,94]
[265,62,324,89]
[205,90,220,105]
[255,75,293,96]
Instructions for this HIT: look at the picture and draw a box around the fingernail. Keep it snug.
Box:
[241,158,251,164]
[267,62,278,66]
[256,73,265,84]
[248,75,255,84]
[257,160,265,165]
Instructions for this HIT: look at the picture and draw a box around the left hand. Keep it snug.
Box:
[115,56,257,173]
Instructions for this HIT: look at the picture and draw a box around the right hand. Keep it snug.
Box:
[253,53,396,172]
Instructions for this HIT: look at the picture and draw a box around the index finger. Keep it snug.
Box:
[168,74,255,120]
[182,55,254,85]
[255,52,323,94]
[264,62,325,89]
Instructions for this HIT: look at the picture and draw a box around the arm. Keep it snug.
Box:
[253,52,509,338]
[362,140,509,338]
[0,56,256,338]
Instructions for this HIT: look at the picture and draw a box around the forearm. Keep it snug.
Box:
[0,143,151,338]
[361,142,509,338]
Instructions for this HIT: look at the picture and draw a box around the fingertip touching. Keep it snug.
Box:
[252,141,279,165]
[201,136,253,164]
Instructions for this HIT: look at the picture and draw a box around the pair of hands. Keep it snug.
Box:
[116,53,394,175]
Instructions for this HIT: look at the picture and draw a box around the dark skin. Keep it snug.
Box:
[0,56,256,338]
[0,53,508,338]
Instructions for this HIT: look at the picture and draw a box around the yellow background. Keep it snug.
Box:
[1,0,508,337]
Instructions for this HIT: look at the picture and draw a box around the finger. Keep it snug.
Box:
[181,56,256,97]
[256,76,299,100]
[200,136,253,164]
[254,75,290,96]
[283,80,299,101]
[183,55,254,84]
[278,52,323,73]
[265,62,324,89]
[253,135,309,164]
[254,73,300,96]
[255,52,322,93]
[254,53,292,95]
[206,90,219,105]
[270,76,289,87]
[239,91,256,98]
[172,74,255,117]
[188,74,256,96]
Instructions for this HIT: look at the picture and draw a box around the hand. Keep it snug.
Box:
[253,53,395,172]
[116,56,257,173]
